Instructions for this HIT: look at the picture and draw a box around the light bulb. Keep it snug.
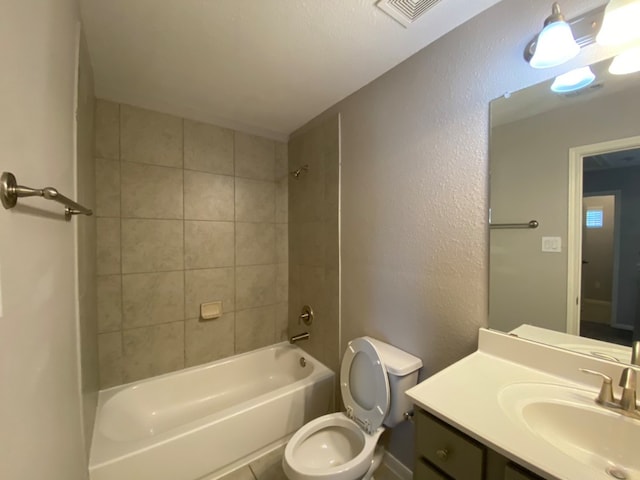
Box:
[609,45,640,75]
[551,66,596,93]
[597,0,640,46]
[530,21,580,69]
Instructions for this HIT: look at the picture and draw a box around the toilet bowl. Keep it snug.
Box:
[283,337,422,480]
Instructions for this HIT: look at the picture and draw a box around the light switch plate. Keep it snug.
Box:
[542,236,562,253]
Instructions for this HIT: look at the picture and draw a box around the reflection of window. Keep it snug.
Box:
[585,208,604,228]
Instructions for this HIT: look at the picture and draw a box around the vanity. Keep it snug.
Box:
[406,329,640,480]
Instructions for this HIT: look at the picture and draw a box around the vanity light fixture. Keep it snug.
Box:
[527,3,580,69]
[596,0,640,46]
[550,66,596,93]
[609,45,640,74]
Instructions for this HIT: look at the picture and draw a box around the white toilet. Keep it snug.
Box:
[283,336,423,480]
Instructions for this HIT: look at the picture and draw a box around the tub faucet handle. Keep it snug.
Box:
[298,305,313,325]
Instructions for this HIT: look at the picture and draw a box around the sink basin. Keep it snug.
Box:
[499,383,640,479]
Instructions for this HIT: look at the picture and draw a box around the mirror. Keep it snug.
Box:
[489,55,640,364]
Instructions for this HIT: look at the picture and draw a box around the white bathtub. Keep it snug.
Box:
[89,342,335,480]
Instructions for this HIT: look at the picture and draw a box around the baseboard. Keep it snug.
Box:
[383,451,412,480]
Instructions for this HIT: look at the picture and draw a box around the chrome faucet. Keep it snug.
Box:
[580,367,639,419]
[289,332,310,344]
[631,341,640,366]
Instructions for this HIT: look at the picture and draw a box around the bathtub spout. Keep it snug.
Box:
[289,332,310,344]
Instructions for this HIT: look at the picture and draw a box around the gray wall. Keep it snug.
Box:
[290,0,615,468]
[94,100,289,388]
[0,0,89,478]
[584,166,640,331]
[490,87,640,334]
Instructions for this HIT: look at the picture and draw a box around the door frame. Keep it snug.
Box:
[567,135,640,335]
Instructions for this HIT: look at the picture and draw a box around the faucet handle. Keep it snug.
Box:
[579,368,614,405]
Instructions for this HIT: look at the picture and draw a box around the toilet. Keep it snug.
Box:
[283,336,423,480]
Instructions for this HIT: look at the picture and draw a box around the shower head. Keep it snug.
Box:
[289,165,309,178]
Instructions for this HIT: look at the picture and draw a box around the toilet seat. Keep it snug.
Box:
[340,337,390,434]
[282,412,384,480]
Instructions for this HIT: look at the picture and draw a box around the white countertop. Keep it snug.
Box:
[406,329,632,480]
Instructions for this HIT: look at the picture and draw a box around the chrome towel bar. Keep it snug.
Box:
[490,220,539,229]
[1,171,93,220]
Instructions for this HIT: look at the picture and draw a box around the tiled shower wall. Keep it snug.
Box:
[94,100,288,388]
[288,115,340,376]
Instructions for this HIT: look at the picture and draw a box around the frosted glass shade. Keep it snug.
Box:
[530,21,580,69]
[551,66,596,93]
[609,46,640,74]
[596,0,640,46]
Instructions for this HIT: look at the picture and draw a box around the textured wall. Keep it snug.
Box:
[0,1,89,479]
[290,0,613,468]
[76,30,98,457]
[288,115,341,376]
[94,100,288,388]
[490,87,640,334]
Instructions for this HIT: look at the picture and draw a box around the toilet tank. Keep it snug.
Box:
[365,337,423,428]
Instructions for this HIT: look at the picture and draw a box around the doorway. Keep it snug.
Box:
[567,137,640,346]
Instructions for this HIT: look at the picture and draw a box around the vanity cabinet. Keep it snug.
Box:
[414,409,543,480]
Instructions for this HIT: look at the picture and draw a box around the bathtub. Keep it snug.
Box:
[89,342,335,480]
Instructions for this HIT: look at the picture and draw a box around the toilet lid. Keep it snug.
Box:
[340,337,390,434]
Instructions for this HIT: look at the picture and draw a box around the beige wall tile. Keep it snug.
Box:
[121,219,184,273]
[236,264,277,310]
[184,170,234,221]
[122,322,184,382]
[290,222,325,267]
[95,158,120,217]
[184,221,234,269]
[275,224,288,264]
[98,332,122,388]
[97,275,122,333]
[235,132,275,181]
[95,99,119,160]
[236,223,276,266]
[275,178,288,223]
[120,105,183,167]
[276,303,288,342]
[185,314,235,367]
[235,178,275,222]
[185,268,234,319]
[235,305,276,354]
[276,263,288,304]
[275,142,288,179]
[97,218,121,275]
[121,162,183,219]
[184,120,234,175]
[122,271,184,329]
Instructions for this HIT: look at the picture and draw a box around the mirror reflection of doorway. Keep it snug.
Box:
[579,149,640,347]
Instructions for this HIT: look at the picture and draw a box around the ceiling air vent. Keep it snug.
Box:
[376,0,442,28]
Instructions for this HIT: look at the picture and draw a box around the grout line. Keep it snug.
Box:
[182,118,187,368]
[232,129,237,355]
[118,101,125,386]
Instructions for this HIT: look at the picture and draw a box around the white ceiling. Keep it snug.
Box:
[80,0,502,140]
